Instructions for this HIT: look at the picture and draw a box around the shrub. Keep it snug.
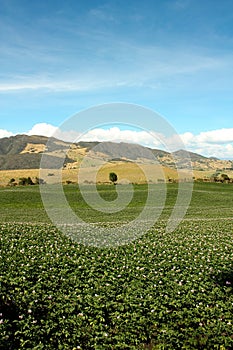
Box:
[109,172,117,184]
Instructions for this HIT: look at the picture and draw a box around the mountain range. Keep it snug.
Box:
[0,134,232,185]
[0,134,232,170]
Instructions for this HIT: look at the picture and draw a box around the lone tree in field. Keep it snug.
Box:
[109,172,117,184]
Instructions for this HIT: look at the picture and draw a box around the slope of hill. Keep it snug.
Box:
[0,135,74,170]
[0,135,232,186]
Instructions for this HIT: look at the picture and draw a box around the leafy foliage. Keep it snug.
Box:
[109,172,118,184]
[19,177,34,186]
[0,183,233,349]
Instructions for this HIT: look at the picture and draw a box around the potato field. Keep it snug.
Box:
[0,183,233,349]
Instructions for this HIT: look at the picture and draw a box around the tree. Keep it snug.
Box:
[19,177,27,186]
[109,172,117,184]
[8,178,16,186]
[27,177,34,185]
[220,174,230,183]
[35,177,46,185]
[19,177,34,186]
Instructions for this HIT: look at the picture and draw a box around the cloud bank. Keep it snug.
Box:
[179,129,233,159]
[0,129,14,138]
[0,123,232,159]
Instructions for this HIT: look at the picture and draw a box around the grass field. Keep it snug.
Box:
[0,165,208,187]
[0,183,233,349]
[0,164,180,187]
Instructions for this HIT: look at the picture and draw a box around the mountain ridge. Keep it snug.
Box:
[0,134,232,173]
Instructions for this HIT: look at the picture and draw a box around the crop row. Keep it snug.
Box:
[1,219,233,349]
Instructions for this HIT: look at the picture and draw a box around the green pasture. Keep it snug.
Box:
[0,182,232,223]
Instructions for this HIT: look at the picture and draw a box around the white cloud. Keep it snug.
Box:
[180,128,233,158]
[179,132,194,144]
[0,80,104,93]
[77,127,162,148]
[0,43,229,94]
[27,123,58,137]
[196,128,233,144]
[54,129,82,142]
[41,125,233,159]
[0,129,14,138]
[45,126,163,148]
[0,124,233,159]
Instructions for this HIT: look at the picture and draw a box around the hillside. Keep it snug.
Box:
[0,135,74,170]
[0,134,232,185]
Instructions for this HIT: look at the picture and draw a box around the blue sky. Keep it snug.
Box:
[0,0,233,158]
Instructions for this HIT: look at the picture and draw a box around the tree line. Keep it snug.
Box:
[8,177,46,186]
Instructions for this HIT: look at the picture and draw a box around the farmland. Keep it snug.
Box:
[0,183,233,349]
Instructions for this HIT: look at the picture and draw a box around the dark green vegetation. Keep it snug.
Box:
[0,183,233,349]
[9,177,45,187]
[109,172,118,184]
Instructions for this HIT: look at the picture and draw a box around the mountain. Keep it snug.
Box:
[0,134,232,174]
[0,135,74,170]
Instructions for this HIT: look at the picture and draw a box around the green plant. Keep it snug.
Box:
[109,172,118,184]
[8,178,16,186]
[0,183,233,349]
[18,177,34,186]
